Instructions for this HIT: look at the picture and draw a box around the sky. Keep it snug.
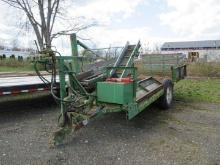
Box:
[0,0,220,54]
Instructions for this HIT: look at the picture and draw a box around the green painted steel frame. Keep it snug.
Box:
[171,64,187,82]
[99,66,165,120]
[55,34,185,130]
[57,56,89,125]
[127,89,164,120]
[70,33,80,73]
[105,66,137,100]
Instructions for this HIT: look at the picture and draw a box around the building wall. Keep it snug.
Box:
[161,49,220,62]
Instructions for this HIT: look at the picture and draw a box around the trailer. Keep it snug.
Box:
[35,33,186,145]
[0,75,54,96]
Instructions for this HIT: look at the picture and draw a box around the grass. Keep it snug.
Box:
[0,59,34,72]
[174,79,220,103]
[0,65,34,72]
[187,62,220,77]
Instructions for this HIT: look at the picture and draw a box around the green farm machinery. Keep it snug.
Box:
[35,34,186,145]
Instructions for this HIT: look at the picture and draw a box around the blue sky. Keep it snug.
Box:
[1,0,220,53]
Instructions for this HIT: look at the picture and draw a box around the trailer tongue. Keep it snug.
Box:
[35,33,186,146]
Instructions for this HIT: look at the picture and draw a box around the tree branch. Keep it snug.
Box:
[51,23,97,40]
[0,0,95,50]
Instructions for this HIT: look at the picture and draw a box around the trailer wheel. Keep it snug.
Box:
[158,79,173,110]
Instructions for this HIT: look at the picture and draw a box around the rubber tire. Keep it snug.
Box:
[158,79,173,110]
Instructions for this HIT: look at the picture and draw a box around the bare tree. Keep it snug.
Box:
[153,43,161,53]
[1,0,94,51]
[11,39,19,51]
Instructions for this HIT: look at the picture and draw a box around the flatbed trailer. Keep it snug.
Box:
[0,58,115,97]
[0,75,54,96]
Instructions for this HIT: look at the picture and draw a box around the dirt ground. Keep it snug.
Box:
[0,95,219,165]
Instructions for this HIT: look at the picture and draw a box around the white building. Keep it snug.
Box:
[161,40,220,62]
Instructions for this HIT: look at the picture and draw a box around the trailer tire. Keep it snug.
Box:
[158,79,173,110]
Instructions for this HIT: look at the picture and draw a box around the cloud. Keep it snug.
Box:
[52,0,151,53]
[0,0,147,49]
[82,26,151,46]
[159,0,220,40]
[68,0,145,25]
[54,26,152,55]
[0,2,35,48]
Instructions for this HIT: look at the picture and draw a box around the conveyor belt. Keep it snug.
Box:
[110,41,141,78]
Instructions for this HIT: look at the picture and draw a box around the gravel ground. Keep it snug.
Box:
[0,95,219,165]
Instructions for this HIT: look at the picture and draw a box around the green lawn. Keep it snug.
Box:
[0,59,34,72]
[0,66,34,72]
[187,62,220,77]
[174,79,220,103]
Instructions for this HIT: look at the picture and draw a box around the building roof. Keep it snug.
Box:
[161,40,220,50]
